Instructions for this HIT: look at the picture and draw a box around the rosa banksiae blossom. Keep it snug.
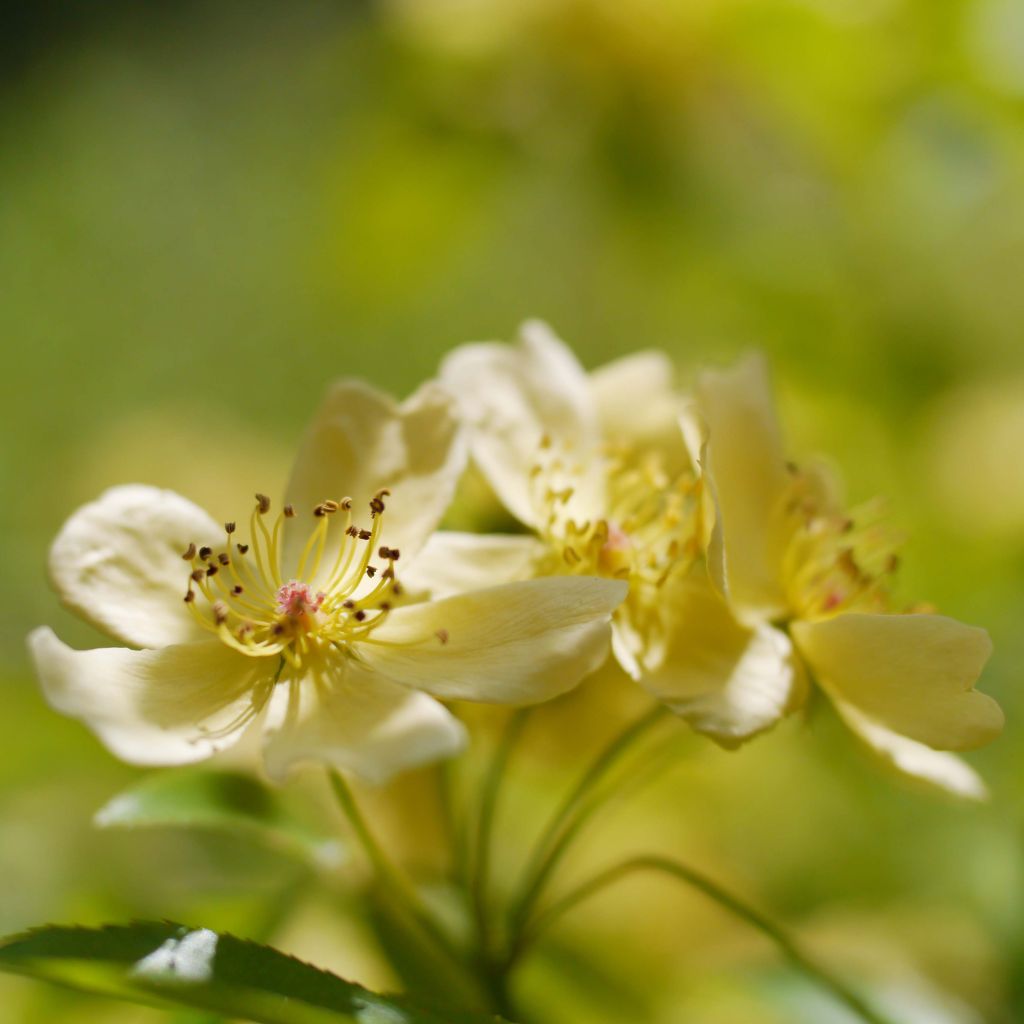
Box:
[428,323,1002,797]
[417,321,719,706]
[28,380,626,784]
[669,354,1004,797]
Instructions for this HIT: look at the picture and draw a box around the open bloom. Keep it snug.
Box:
[673,354,1004,797]
[412,321,710,703]
[29,380,626,784]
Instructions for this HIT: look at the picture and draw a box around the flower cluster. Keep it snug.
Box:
[29,324,1003,796]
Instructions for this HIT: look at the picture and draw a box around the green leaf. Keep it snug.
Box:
[0,922,512,1024]
[94,769,344,870]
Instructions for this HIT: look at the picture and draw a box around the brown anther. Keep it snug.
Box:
[181,543,197,561]
[217,552,230,566]
[378,546,400,561]
[237,543,249,554]
[190,569,205,583]
[199,546,213,561]
[184,590,195,603]
[206,565,219,577]
[838,549,860,577]
[345,525,359,537]
[231,585,244,596]
[284,504,296,518]
[342,599,356,609]
[379,602,391,612]
[321,499,340,514]
[224,522,236,534]
[369,488,390,517]
[313,504,327,518]
[255,493,271,514]
[358,528,371,541]
[272,623,286,636]
[354,610,367,622]
[435,628,449,645]
[213,602,229,625]
[366,565,377,578]
[340,497,353,510]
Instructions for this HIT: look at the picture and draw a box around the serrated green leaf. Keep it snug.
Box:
[0,922,512,1024]
[94,769,344,870]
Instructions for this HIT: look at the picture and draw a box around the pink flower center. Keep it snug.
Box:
[275,581,326,619]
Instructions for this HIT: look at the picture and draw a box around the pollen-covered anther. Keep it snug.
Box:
[181,543,197,561]
[199,546,212,561]
[206,565,218,577]
[237,543,249,554]
[225,522,236,534]
[284,504,296,518]
[366,565,377,579]
[369,488,390,517]
[314,499,340,517]
[358,529,371,541]
[255,493,271,515]
[378,546,400,561]
[217,552,230,566]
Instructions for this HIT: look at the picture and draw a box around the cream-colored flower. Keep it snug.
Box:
[413,322,746,718]
[29,380,626,784]
[673,354,1004,797]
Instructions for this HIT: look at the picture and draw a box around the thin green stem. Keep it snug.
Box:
[470,709,530,960]
[327,771,468,976]
[507,703,668,939]
[436,757,467,885]
[514,855,899,1024]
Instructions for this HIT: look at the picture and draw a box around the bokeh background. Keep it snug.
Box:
[2,1,1023,1021]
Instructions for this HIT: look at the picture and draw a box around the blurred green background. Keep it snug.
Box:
[2,1,1023,1021]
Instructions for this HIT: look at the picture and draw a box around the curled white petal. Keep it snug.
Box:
[441,321,605,529]
[262,660,466,785]
[358,576,627,704]
[284,379,465,575]
[400,530,546,599]
[792,613,1002,752]
[28,627,274,765]
[49,484,222,649]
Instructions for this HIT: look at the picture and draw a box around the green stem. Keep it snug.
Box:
[470,709,530,960]
[507,704,668,939]
[437,757,467,885]
[514,855,899,1024]
[327,771,471,984]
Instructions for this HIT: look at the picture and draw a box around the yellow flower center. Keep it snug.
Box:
[525,439,703,671]
[182,489,401,672]
[529,441,700,586]
[779,468,902,620]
